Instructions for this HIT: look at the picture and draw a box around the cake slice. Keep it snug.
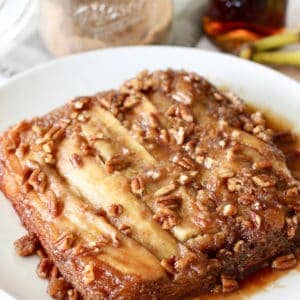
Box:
[0,70,299,299]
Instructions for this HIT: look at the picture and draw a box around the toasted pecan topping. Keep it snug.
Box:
[55,232,74,251]
[271,254,297,270]
[83,263,95,285]
[37,258,53,279]
[47,276,70,299]
[28,169,47,193]
[154,183,177,197]
[130,176,145,196]
[227,178,243,192]
[155,195,181,210]
[105,154,129,173]
[73,97,90,110]
[119,224,132,236]
[108,204,123,218]
[161,257,176,274]
[222,204,237,217]
[153,208,179,230]
[47,190,63,218]
[252,174,276,188]
[14,233,39,257]
[221,275,239,293]
[172,154,196,170]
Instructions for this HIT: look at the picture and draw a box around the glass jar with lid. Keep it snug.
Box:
[39,0,173,57]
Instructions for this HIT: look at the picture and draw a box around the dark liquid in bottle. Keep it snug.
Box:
[203,0,288,52]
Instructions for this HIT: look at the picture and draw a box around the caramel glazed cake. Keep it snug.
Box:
[1,70,300,300]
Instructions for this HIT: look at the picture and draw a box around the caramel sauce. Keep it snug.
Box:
[189,106,300,299]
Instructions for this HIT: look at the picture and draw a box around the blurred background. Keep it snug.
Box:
[0,0,299,85]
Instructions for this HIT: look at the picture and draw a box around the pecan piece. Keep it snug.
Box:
[172,154,196,170]
[55,232,74,251]
[14,233,39,257]
[154,183,176,197]
[108,204,123,218]
[271,253,297,270]
[82,262,95,285]
[222,204,237,217]
[105,154,129,173]
[47,277,70,299]
[155,194,181,209]
[221,274,239,293]
[153,208,179,230]
[119,224,131,236]
[47,190,63,218]
[37,258,53,279]
[252,174,276,188]
[130,176,145,196]
[28,168,47,193]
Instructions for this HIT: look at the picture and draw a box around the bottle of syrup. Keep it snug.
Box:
[202,0,288,52]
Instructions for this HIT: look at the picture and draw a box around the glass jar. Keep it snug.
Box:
[39,0,173,57]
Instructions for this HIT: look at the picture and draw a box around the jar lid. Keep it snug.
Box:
[0,0,37,56]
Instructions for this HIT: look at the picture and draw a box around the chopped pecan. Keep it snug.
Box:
[249,211,262,229]
[154,183,176,197]
[55,232,74,251]
[179,104,194,122]
[252,161,273,170]
[153,208,179,230]
[123,95,141,108]
[110,232,121,248]
[172,76,194,105]
[161,257,176,274]
[14,233,39,257]
[44,153,56,165]
[105,154,129,173]
[73,97,90,110]
[159,129,169,144]
[77,111,90,123]
[227,178,243,192]
[148,112,160,129]
[119,224,131,236]
[252,174,276,188]
[47,190,63,218]
[221,274,239,293]
[15,143,29,158]
[271,253,297,270]
[42,141,54,153]
[238,194,256,205]
[108,204,123,218]
[37,258,53,279]
[286,187,299,198]
[155,194,181,209]
[47,276,70,299]
[82,263,95,285]
[130,176,145,196]
[233,240,245,253]
[70,153,83,168]
[170,127,185,145]
[172,154,196,170]
[218,168,235,179]
[67,289,80,300]
[27,168,47,193]
[222,204,237,217]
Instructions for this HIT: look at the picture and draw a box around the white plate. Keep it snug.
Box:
[0,46,299,300]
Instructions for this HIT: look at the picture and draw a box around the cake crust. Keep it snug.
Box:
[0,70,299,299]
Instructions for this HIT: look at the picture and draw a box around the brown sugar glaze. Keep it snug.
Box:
[189,105,300,299]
